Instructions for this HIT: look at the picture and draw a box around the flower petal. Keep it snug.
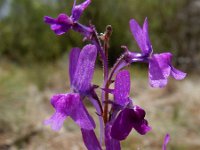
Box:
[71,0,91,21]
[70,99,95,130]
[142,17,153,54]
[171,66,186,80]
[129,106,151,135]
[44,13,72,35]
[111,109,133,140]
[44,112,66,131]
[72,44,97,94]
[162,134,170,150]
[111,106,151,140]
[72,23,93,38]
[69,47,81,85]
[53,26,69,35]
[46,93,95,130]
[44,16,56,24]
[132,119,151,135]
[132,105,146,119]
[50,24,61,30]
[81,129,102,150]
[57,13,72,24]
[105,123,121,150]
[129,18,152,55]
[114,70,130,106]
[149,53,172,88]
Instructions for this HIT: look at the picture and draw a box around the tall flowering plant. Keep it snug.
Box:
[44,0,186,149]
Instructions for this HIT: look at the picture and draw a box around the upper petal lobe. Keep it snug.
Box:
[129,18,152,55]
[69,47,81,85]
[72,0,91,21]
[72,44,97,94]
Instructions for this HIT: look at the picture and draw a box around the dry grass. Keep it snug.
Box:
[0,61,199,150]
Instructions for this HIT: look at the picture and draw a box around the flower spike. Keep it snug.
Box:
[44,1,186,148]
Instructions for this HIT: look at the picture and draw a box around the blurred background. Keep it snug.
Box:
[0,0,199,149]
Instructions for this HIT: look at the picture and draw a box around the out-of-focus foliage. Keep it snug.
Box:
[0,0,199,69]
[85,0,188,65]
[0,0,74,63]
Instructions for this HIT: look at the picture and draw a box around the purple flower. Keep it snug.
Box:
[113,69,130,106]
[162,133,170,150]
[81,129,102,150]
[105,123,121,150]
[44,13,73,35]
[72,0,91,21]
[69,47,81,86]
[44,93,95,130]
[44,44,97,131]
[71,44,97,94]
[127,18,186,88]
[130,18,152,56]
[44,0,91,35]
[111,106,151,140]
[110,70,151,141]
[148,52,186,88]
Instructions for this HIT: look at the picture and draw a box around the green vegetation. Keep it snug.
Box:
[0,0,190,66]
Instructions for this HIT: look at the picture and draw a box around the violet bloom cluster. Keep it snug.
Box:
[44,0,186,149]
